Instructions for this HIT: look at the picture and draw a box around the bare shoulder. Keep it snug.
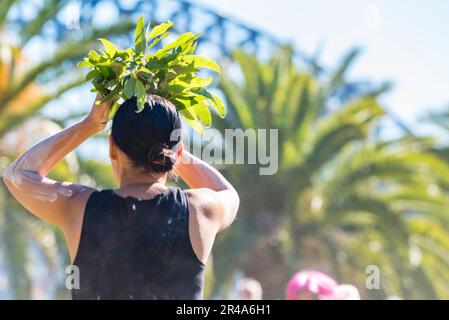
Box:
[65,184,96,212]
[185,188,221,219]
[64,185,98,228]
[185,187,239,232]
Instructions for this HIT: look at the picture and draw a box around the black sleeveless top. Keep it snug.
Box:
[72,187,205,300]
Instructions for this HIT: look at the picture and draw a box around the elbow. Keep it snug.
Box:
[2,165,13,190]
[2,163,20,191]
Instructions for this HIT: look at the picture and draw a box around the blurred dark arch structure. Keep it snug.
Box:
[7,0,410,134]
[7,0,318,69]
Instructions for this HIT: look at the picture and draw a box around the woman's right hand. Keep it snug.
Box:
[83,94,113,133]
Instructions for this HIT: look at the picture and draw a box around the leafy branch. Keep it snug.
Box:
[78,16,226,133]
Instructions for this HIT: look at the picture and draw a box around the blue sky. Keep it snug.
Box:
[194,0,449,135]
[26,0,448,139]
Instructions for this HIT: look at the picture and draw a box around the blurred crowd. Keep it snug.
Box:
[234,270,401,300]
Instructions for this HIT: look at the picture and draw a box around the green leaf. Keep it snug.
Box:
[193,100,212,127]
[183,55,221,73]
[146,58,166,70]
[209,94,226,118]
[175,96,210,129]
[160,32,170,39]
[189,77,213,88]
[87,50,101,62]
[100,84,121,103]
[123,77,137,99]
[160,48,182,64]
[184,116,204,134]
[115,50,130,62]
[191,87,214,101]
[148,31,170,49]
[135,16,146,55]
[135,79,146,98]
[186,41,198,55]
[96,64,115,79]
[91,79,106,92]
[148,20,173,41]
[99,49,108,58]
[148,37,161,49]
[155,32,198,58]
[110,61,126,77]
[99,38,118,56]
[137,93,146,112]
[139,66,153,75]
[78,59,93,68]
[109,99,120,120]
[171,65,199,75]
[85,70,100,81]
[177,105,204,134]
[166,84,186,95]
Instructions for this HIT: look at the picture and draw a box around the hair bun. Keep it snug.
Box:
[146,143,176,173]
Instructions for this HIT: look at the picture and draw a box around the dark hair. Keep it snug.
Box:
[111,94,182,173]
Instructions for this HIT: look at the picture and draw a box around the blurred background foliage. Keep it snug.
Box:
[1,0,449,299]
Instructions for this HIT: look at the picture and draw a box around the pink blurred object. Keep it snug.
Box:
[286,270,338,300]
[331,284,361,300]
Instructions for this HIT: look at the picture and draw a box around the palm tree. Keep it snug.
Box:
[212,48,449,299]
[427,107,449,160]
[0,118,79,299]
[0,0,135,136]
[0,0,134,298]
[0,116,122,299]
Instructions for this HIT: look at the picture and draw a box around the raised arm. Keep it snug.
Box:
[2,95,110,229]
[175,150,239,231]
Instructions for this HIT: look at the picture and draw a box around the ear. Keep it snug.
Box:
[175,142,184,166]
[109,135,118,160]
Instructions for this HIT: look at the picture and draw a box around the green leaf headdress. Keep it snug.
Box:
[78,16,226,133]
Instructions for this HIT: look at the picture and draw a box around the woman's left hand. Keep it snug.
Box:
[84,93,113,133]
